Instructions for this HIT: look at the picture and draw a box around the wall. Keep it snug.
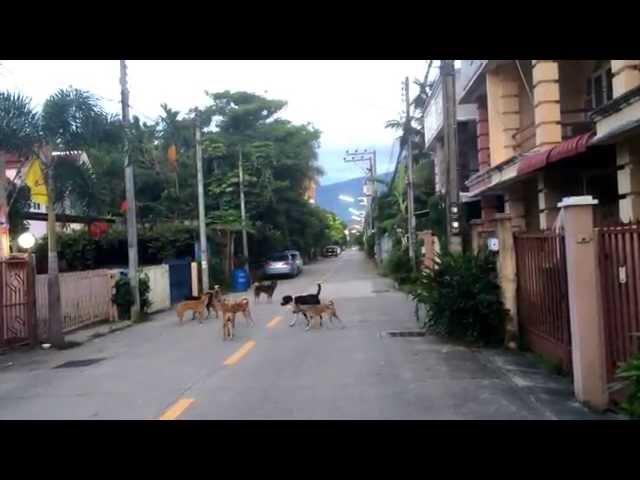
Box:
[141,264,171,313]
[36,269,116,338]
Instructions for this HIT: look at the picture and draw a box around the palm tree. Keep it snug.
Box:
[0,87,113,347]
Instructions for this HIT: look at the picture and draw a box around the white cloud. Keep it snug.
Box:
[1,60,428,182]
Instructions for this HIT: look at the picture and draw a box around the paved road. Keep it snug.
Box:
[0,250,602,419]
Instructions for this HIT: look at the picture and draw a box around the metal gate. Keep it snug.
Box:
[596,223,640,382]
[166,259,192,305]
[1,257,36,348]
[514,233,572,371]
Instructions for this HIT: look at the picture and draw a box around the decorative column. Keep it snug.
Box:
[559,196,608,411]
[616,132,640,222]
[499,70,521,160]
[532,60,562,149]
[505,187,527,231]
[476,100,491,171]
[611,60,640,97]
[538,171,562,230]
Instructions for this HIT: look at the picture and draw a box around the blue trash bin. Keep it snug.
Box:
[231,267,251,292]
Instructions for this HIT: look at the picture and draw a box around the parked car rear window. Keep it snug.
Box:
[268,254,290,262]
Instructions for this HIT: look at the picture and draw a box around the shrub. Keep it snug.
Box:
[610,351,640,418]
[111,272,152,321]
[382,245,419,286]
[365,233,376,259]
[412,250,507,345]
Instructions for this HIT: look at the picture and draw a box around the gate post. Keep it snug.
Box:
[495,216,519,350]
[558,195,608,411]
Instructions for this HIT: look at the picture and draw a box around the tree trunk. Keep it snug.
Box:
[45,159,64,348]
[0,152,10,257]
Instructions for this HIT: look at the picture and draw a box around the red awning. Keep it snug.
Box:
[547,131,594,164]
[517,149,551,176]
[516,132,595,176]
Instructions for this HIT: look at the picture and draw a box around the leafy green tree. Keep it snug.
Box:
[0,87,117,347]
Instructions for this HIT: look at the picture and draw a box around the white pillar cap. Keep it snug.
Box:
[557,195,599,208]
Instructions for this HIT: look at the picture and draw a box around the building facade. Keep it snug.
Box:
[457,60,634,241]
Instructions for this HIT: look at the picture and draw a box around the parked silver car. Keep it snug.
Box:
[264,251,302,278]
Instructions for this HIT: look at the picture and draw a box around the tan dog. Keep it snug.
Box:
[297,300,344,330]
[222,309,235,340]
[176,295,209,325]
[204,285,224,318]
[220,297,254,327]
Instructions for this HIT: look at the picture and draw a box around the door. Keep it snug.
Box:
[167,260,193,305]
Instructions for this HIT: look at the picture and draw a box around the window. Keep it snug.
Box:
[588,63,613,109]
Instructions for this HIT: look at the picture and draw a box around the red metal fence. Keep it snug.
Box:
[596,223,640,382]
[514,233,572,371]
[0,256,36,348]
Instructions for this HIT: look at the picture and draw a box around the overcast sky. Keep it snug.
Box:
[0,60,429,184]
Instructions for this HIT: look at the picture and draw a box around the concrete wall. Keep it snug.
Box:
[141,264,171,313]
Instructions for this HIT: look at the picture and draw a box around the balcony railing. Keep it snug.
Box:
[513,122,536,154]
[512,108,594,154]
[561,108,594,139]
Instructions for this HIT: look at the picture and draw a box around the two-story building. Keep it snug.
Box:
[459,60,622,245]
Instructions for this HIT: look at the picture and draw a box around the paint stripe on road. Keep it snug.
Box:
[223,340,256,366]
[267,316,282,328]
[158,398,194,420]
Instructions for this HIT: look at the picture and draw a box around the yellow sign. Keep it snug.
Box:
[24,158,48,205]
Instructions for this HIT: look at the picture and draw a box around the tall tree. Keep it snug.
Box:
[0,87,116,347]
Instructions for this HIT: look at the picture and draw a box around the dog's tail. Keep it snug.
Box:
[316,283,322,296]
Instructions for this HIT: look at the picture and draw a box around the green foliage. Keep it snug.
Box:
[365,233,375,259]
[0,91,41,154]
[8,182,31,239]
[41,88,107,151]
[35,224,200,272]
[610,350,640,418]
[111,272,151,321]
[412,250,507,345]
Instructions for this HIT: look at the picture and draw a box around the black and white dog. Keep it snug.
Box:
[281,283,322,328]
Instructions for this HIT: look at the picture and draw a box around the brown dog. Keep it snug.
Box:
[204,285,224,318]
[220,297,254,327]
[254,280,278,303]
[222,309,235,340]
[296,300,344,330]
[176,295,209,325]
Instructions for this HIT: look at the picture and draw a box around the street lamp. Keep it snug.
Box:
[17,232,36,250]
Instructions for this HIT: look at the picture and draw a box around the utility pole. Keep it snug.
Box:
[238,147,249,267]
[120,60,141,321]
[441,60,462,253]
[344,148,377,230]
[404,76,417,272]
[195,116,209,292]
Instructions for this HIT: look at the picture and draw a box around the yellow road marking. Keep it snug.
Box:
[223,340,256,366]
[158,397,194,420]
[267,316,282,328]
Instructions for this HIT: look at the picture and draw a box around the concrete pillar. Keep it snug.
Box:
[476,101,491,171]
[532,60,562,149]
[616,136,640,222]
[611,60,640,98]
[499,72,521,160]
[191,262,199,296]
[505,188,527,231]
[537,172,561,230]
[558,196,608,411]
[495,216,518,349]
